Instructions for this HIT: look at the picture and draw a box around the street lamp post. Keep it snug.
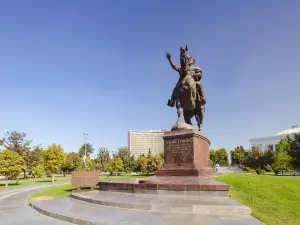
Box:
[83,133,88,166]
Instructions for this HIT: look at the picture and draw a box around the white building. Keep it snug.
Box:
[128,129,169,158]
[249,126,300,151]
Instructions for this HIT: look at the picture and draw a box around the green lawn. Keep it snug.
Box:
[29,174,149,202]
[0,175,71,189]
[214,174,300,225]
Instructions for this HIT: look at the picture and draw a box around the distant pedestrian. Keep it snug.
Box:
[216,164,220,174]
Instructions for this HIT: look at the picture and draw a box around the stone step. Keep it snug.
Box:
[30,198,265,225]
[70,191,251,215]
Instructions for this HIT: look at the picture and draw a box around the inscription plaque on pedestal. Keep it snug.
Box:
[157,130,214,176]
[164,138,193,164]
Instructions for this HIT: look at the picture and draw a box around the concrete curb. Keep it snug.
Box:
[70,193,251,215]
[29,202,105,225]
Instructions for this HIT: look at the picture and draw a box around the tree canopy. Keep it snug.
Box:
[96,147,110,172]
[0,150,26,181]
[108,158,124,172]
[78,142,94,158]
[230,146,246,166]
[272,139,291,175]
[113,147,135,172]
[210,148,229,166]
[61,152,84,174]
[44,144,64,174]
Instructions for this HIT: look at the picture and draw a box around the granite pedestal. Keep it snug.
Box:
[156,130,214,176]
[99,129,228,194]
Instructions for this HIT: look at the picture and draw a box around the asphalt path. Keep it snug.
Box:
[0,184,72,225]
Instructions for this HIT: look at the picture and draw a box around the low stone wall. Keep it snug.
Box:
[71,171,99,192]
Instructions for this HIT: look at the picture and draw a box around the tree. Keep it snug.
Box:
[2,131,31,156]
[288,134,300,170]
[113,147,135,172]
[61,152,83,174]
[230,146,245,166]
[2,131,32,178]
[108,158,124,173]
[272,139,291,175]
[25,145,45,177]
[146,155,164,173]
[244,147,264,174]
[44,144,64,182]
[33,165,44,177]
[159,152,164,160]
[78,143,94,158]
[213,148,229,166]
[261,148,275,171]
[95,147,111,172]
[136,154,148,173]
[84,158,95,171]
[210,149,216,166]
[0,150,26,186]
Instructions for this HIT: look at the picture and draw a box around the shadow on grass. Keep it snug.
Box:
[65,185,100,193]
[0,183,18,187]
[34,180,59,183]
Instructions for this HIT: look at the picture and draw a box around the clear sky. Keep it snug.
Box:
[1,0,299,155]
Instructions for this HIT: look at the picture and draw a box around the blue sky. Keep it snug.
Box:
[1,0,299,155]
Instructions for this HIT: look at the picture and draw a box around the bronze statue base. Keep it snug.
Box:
[171,121,194,131]
[156,130,214,177]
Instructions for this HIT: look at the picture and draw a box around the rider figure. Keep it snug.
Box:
[189,57,206,106]
[166,53,206,107]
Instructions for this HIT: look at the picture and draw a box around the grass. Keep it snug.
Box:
[28,174,150,202]
[214,174,300,225]
[0,175,71,190]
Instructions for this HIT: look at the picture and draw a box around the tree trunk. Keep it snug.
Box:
[282,170,283,176]
[52,175,54,184]
[5,178,8,187]
[23,169,27,179]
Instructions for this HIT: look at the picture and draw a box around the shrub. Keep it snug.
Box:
[273,169,279,175]
[34,165,44,177]
[249,169,256,174]
[264,164,273,172]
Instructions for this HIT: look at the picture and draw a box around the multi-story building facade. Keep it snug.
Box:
[249,125,300,151]
[128,129,169,158]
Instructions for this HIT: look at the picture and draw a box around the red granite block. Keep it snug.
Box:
[185,184,200,191]
[200,184,217,191]
[170,184,186,191]
[146,183,158,190]
[215,184,230,191]
[126,183,134,190]
[158,184,170,190]
[116,183,126,190]
[108,183,117,190]
[134,183,146,189]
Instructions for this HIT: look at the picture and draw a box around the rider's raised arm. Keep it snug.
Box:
[166,53,180,72]
[168,58,180,72]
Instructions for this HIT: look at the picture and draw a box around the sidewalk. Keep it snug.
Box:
[0,182,70,200]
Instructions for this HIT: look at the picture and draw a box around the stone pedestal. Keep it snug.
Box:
[156,130,214,176]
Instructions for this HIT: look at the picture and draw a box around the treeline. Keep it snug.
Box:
[0,131,164,181]
[210,148,230,166]
[230,133,300,175]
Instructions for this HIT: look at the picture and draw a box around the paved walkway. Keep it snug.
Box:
[0,184,71,225]
[216,167,248,174]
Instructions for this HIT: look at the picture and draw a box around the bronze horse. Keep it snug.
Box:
[166,46,205,131]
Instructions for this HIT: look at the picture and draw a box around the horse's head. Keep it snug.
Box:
[180,45,190,70]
